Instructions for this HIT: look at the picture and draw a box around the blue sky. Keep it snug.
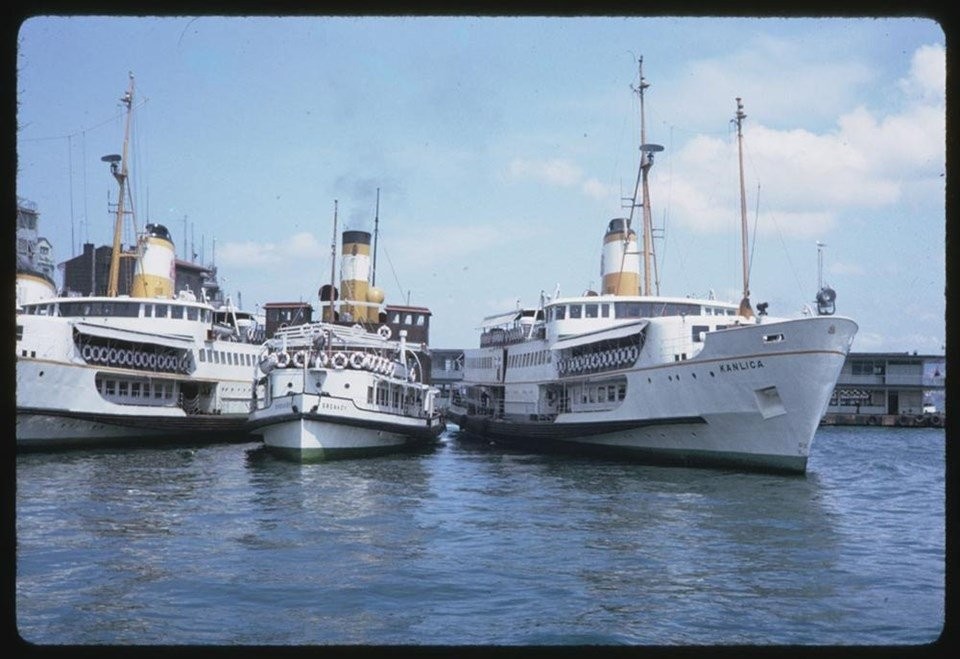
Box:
[16,16,945,352]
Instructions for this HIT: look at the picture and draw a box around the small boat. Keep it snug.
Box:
[247,199,444,460]
[447,60,858,474]
[16,74,264,449]
[247,322,444,460]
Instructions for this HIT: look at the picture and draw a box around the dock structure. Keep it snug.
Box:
[429,348,464,411]
[821,351,945,428]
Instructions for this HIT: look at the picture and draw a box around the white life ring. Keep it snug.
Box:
[332,352,348,370]
[378,325,392,340]
[133,351,143,367]
[349,352,365,369]
[179,355,190,372]
[292,351,307,368]
[81,344,93,361]
[275,351,291,368]
[147,353,157,369]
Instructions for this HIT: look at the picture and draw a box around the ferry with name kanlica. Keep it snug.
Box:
[16,74,264,449]
[247,202,444,460]
[447,61,858,474]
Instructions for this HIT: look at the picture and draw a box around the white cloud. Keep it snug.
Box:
[898,43,945,103]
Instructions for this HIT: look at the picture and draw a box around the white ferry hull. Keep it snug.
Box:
[452,316,856,474]
[249,392,444,461]
[16,307,261,450]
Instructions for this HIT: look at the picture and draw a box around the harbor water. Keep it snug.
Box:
[16,425,944,646]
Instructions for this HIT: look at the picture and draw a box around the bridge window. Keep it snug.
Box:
[585,304,598,318]
[569,305,582,319]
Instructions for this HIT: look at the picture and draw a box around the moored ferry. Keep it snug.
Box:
[16,74,264,449]
[447,61,858,474]
[246,200,444,460]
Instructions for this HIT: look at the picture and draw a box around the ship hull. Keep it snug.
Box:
[16,407,248,449]
[248,392,444,461]
[451,316,857,474]
[16,309,261,450]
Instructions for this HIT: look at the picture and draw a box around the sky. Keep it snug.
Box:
[14,15,946,352]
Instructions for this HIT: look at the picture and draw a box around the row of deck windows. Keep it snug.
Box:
[548,301,734,321]
[25,300,213,323]
[99,377,175,400]
[198,349,256,367]
[508,350,550,368]
[581,383,627,404]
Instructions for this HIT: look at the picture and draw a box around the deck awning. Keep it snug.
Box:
[477,310,521,330]
[551,320,648,351]
[73,322,196,349]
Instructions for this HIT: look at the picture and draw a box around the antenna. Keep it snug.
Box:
[816,241,825,290]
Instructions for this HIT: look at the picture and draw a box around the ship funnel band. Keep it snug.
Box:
[342,230,371,245]
[144,223,172,242]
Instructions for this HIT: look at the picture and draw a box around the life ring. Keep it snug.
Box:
[133,351,144,367]
[275,351,291,368]
[81,344,93,361]
[147,353,157,369]
[292,351,306,368]
[867,415,879,426]
[350,352,365,369]
[332,352,348,370]
[931,415,942,427]
[179,355,190,372]
[378,325,392,340]
[107,348,118,364]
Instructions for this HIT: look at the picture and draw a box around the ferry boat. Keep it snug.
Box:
[447,62,858,474]
[247,201,444,460]
[16,74,264,449]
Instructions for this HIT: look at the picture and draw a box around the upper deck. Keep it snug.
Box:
[477,295,741,348]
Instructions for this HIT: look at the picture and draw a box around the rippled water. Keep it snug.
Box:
[16,426,944,646]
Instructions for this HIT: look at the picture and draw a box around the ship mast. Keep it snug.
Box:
[629,57,663,297]
[734,97,753,318]
[372,187,380,287]
[104,73,135,298]
[329,200,338,322]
